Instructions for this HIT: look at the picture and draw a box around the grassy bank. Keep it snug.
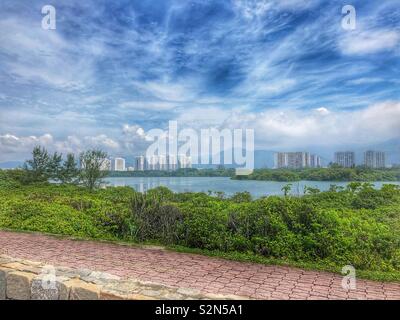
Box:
[1,171,400,281]
[234,167,400,182]
[108,167,400,182]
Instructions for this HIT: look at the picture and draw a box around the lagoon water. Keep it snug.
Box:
[105,177,400,198]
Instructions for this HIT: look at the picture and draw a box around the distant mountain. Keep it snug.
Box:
[254,150,276,168]
[0,161,23,169]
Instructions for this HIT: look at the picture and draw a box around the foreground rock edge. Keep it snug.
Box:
[0,254,248,300]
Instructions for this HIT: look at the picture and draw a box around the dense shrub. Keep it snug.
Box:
[0,179,399,275]
[235,167,400,182]
[126,191,183,244]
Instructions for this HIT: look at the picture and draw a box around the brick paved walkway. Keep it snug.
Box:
[0,230,399,300]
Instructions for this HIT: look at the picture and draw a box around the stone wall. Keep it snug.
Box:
[0,255,245,300]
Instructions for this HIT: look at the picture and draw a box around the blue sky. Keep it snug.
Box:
[0,0,399,163]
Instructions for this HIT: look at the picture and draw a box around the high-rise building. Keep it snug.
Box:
[134,154,192,171]
[147,155,159,171]
[334,151,355,168]
[167,155,178,171]
[364,151,386,168]
[112,157,126,171]
[135,156,146,171]
[287,152,309,169]
[310,154,322,168]
[178,154,192,169]
[274,152,320,169]
[158,155,168,171]
[275,153,288,169]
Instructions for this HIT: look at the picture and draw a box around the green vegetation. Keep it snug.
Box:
[79,150,109,190]
[1,147,399,281]
[107,167,235,178]
[1,169,400,281]
[17,146,108,190]
[234,167,400,182]
[108,166,400,182]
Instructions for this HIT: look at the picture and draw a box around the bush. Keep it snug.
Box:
[0,182,399,275]
[126,191,184,244]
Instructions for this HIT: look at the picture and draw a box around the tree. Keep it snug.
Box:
[231,191,252,203]
[23,146,51,182]
[281,184,292,197]
[60,153,79,184]
[329,184,344,193]
[79,150,108,190]
[48,151,63,182]
[304,186,320,195]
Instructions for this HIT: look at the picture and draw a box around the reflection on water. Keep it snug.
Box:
[104,177,400,198]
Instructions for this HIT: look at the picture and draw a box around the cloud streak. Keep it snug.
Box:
[0,0,399,162]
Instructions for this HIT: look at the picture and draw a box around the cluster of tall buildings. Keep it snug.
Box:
[99,155,192,172]
[333,151,355,168]
[364,151,386,169]
[135,155,192,171]
[274,152,322,169]
[334,151,386,168]
[274,150,387,169]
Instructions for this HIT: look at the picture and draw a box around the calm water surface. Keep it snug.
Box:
[105,177,400,198]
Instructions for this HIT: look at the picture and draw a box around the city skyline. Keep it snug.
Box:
[95,154,193,172]
[0,1,400,163]
[76,148,391,172]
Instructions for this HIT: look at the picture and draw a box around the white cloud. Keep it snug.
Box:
[1,102,399,162]
[121,124,154,154]
[238,101,400,148]
[120,100,178,111]
[258,79,297,95]
[84,135,119,150]
[170,101,400,150]
[346,78,383,85]
[233,0,319,19]
[339,30,400,55]
[0,133,54,161]
[0,133,53,151]
[0,18,98,91]
[0,132,119,161]
[55,134,120,154]
[232,0,272,20]
[122,124,151,141]
[314,107,330,115]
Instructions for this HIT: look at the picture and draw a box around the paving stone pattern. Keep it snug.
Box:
[0,230,399,300]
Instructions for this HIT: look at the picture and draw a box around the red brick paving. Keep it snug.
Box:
[0,230,399,300]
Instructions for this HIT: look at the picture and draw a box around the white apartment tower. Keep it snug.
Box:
[178,154,192,169]
[310,154,322,168]
[113,157,126,171]
[289,152,308,168]
[135,156,146,171]
[364,151,386,168]
[274,152,320,169]
[167,155,178,171]
[147,155,160,171]
[334,152,355,168]
[158,155,168,171]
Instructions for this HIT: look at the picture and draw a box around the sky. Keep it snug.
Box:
[0,0,399,164]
